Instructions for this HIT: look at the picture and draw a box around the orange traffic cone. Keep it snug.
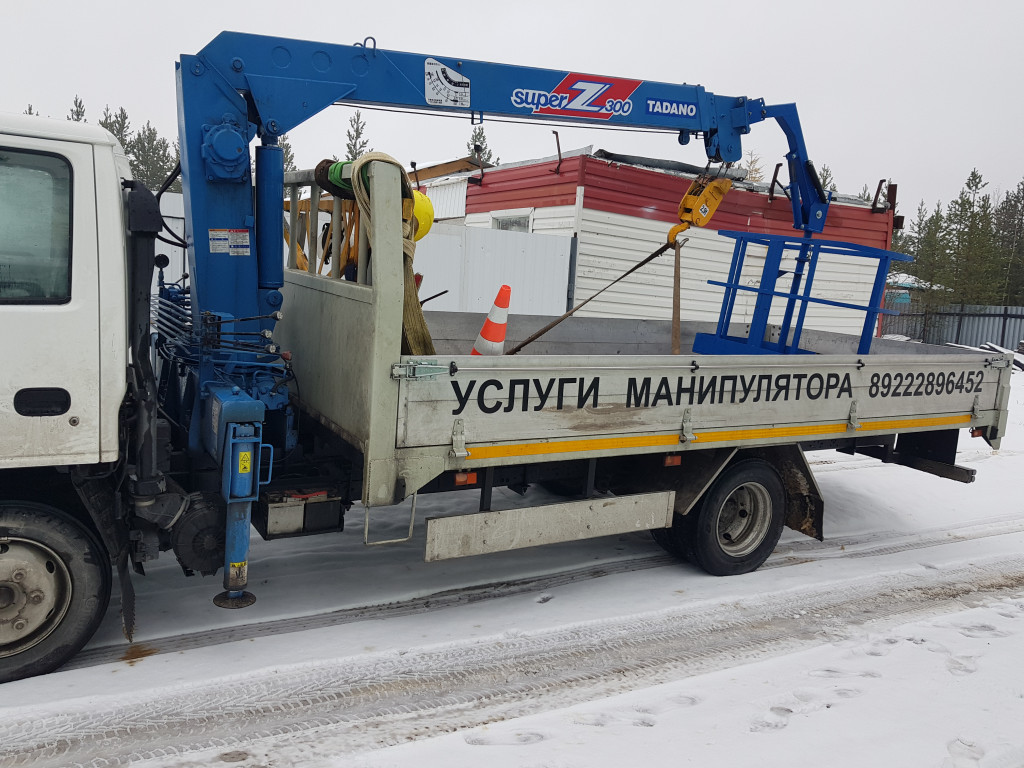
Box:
[471,285,511,355]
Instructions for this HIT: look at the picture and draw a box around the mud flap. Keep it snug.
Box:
[73,475,136,640]
[893,430,976,484]
[116,556,136,641]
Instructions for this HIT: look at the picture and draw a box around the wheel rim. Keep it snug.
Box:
[0,537,73,658]
[714,481,773,558]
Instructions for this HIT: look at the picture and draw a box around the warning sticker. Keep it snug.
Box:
[425,57,470,108]
[209,229,251,256]
[238,450,252,474]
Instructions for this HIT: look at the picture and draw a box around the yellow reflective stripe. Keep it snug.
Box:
[691,423,846,443]
[464,413,973,461]
[692,414,972,444]
[859,414,971,431]
[467,434,680,461]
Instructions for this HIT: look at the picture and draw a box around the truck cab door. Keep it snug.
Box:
[0,136,103,468]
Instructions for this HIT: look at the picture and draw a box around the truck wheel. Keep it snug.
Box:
[0,502,112,683]
[686,459,785,576]
[650,523,688,560]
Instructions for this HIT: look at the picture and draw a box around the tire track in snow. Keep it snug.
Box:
[767,514,1024,566]
[65,553,677,669]
[63,514,1024,671]
[3,558,1024,767]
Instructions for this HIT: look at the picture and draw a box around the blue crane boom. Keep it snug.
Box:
[176,32,830,330]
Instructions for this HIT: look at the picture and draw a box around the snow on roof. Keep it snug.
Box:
[887,272,949,291]
[422,145,879,208]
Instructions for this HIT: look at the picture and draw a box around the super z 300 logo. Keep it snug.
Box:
[511,73,642,119]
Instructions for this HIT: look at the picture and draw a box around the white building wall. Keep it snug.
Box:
[531,205,579,238]
[573,207,876,335]
[413,222,571,316]
[571,209,753,322]
[464,211,489,228]
[422,177,467,220]
[465,203,578,237]
[444,199,879,337]
[156,192,187,288]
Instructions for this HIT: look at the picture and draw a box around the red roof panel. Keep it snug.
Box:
[465,156,584,214]
[580,157,893,249]
[462,154,894,249]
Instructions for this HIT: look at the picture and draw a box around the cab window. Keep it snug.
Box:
[0,148,72,303]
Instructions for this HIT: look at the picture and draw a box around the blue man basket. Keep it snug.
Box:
[693,231,913,356]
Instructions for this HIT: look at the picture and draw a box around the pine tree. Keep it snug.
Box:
[741,149,764,183]
[905,201,947,294]
[169,140,182,193]
[890,221,909,255]
[881,170,1024,309]
[944,169,998,305]
[818,164,838,193]
[345,111,371,160]
[23,104,39,116]
[994,180,1024,304]
[129,121,176,191]
[67,95,86,122]
[467,125,494,164]
[915,201,951,339]
[98,105,132,149]
[279,133,297,172]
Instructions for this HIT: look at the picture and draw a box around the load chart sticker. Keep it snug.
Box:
[209,229,251,256]
[425,58,470,108]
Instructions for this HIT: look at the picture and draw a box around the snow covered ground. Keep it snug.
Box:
[1,373,1022,768]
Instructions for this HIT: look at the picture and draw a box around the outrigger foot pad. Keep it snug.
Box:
[213,591,257,609]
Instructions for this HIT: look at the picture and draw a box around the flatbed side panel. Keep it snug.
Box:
[987,354,1013,449]
[275,162,406,506]
[277,273,377,449]
[397,354,1003,467]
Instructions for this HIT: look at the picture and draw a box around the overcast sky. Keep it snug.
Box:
[5,0,1022,222]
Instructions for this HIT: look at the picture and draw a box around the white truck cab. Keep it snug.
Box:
[0,114,130,469]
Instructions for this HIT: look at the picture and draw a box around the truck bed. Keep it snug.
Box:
[276,264,1011,508]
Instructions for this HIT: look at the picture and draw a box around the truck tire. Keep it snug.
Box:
[650,524,688,560]
[0,502,112,683]
[685,459,785,576]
